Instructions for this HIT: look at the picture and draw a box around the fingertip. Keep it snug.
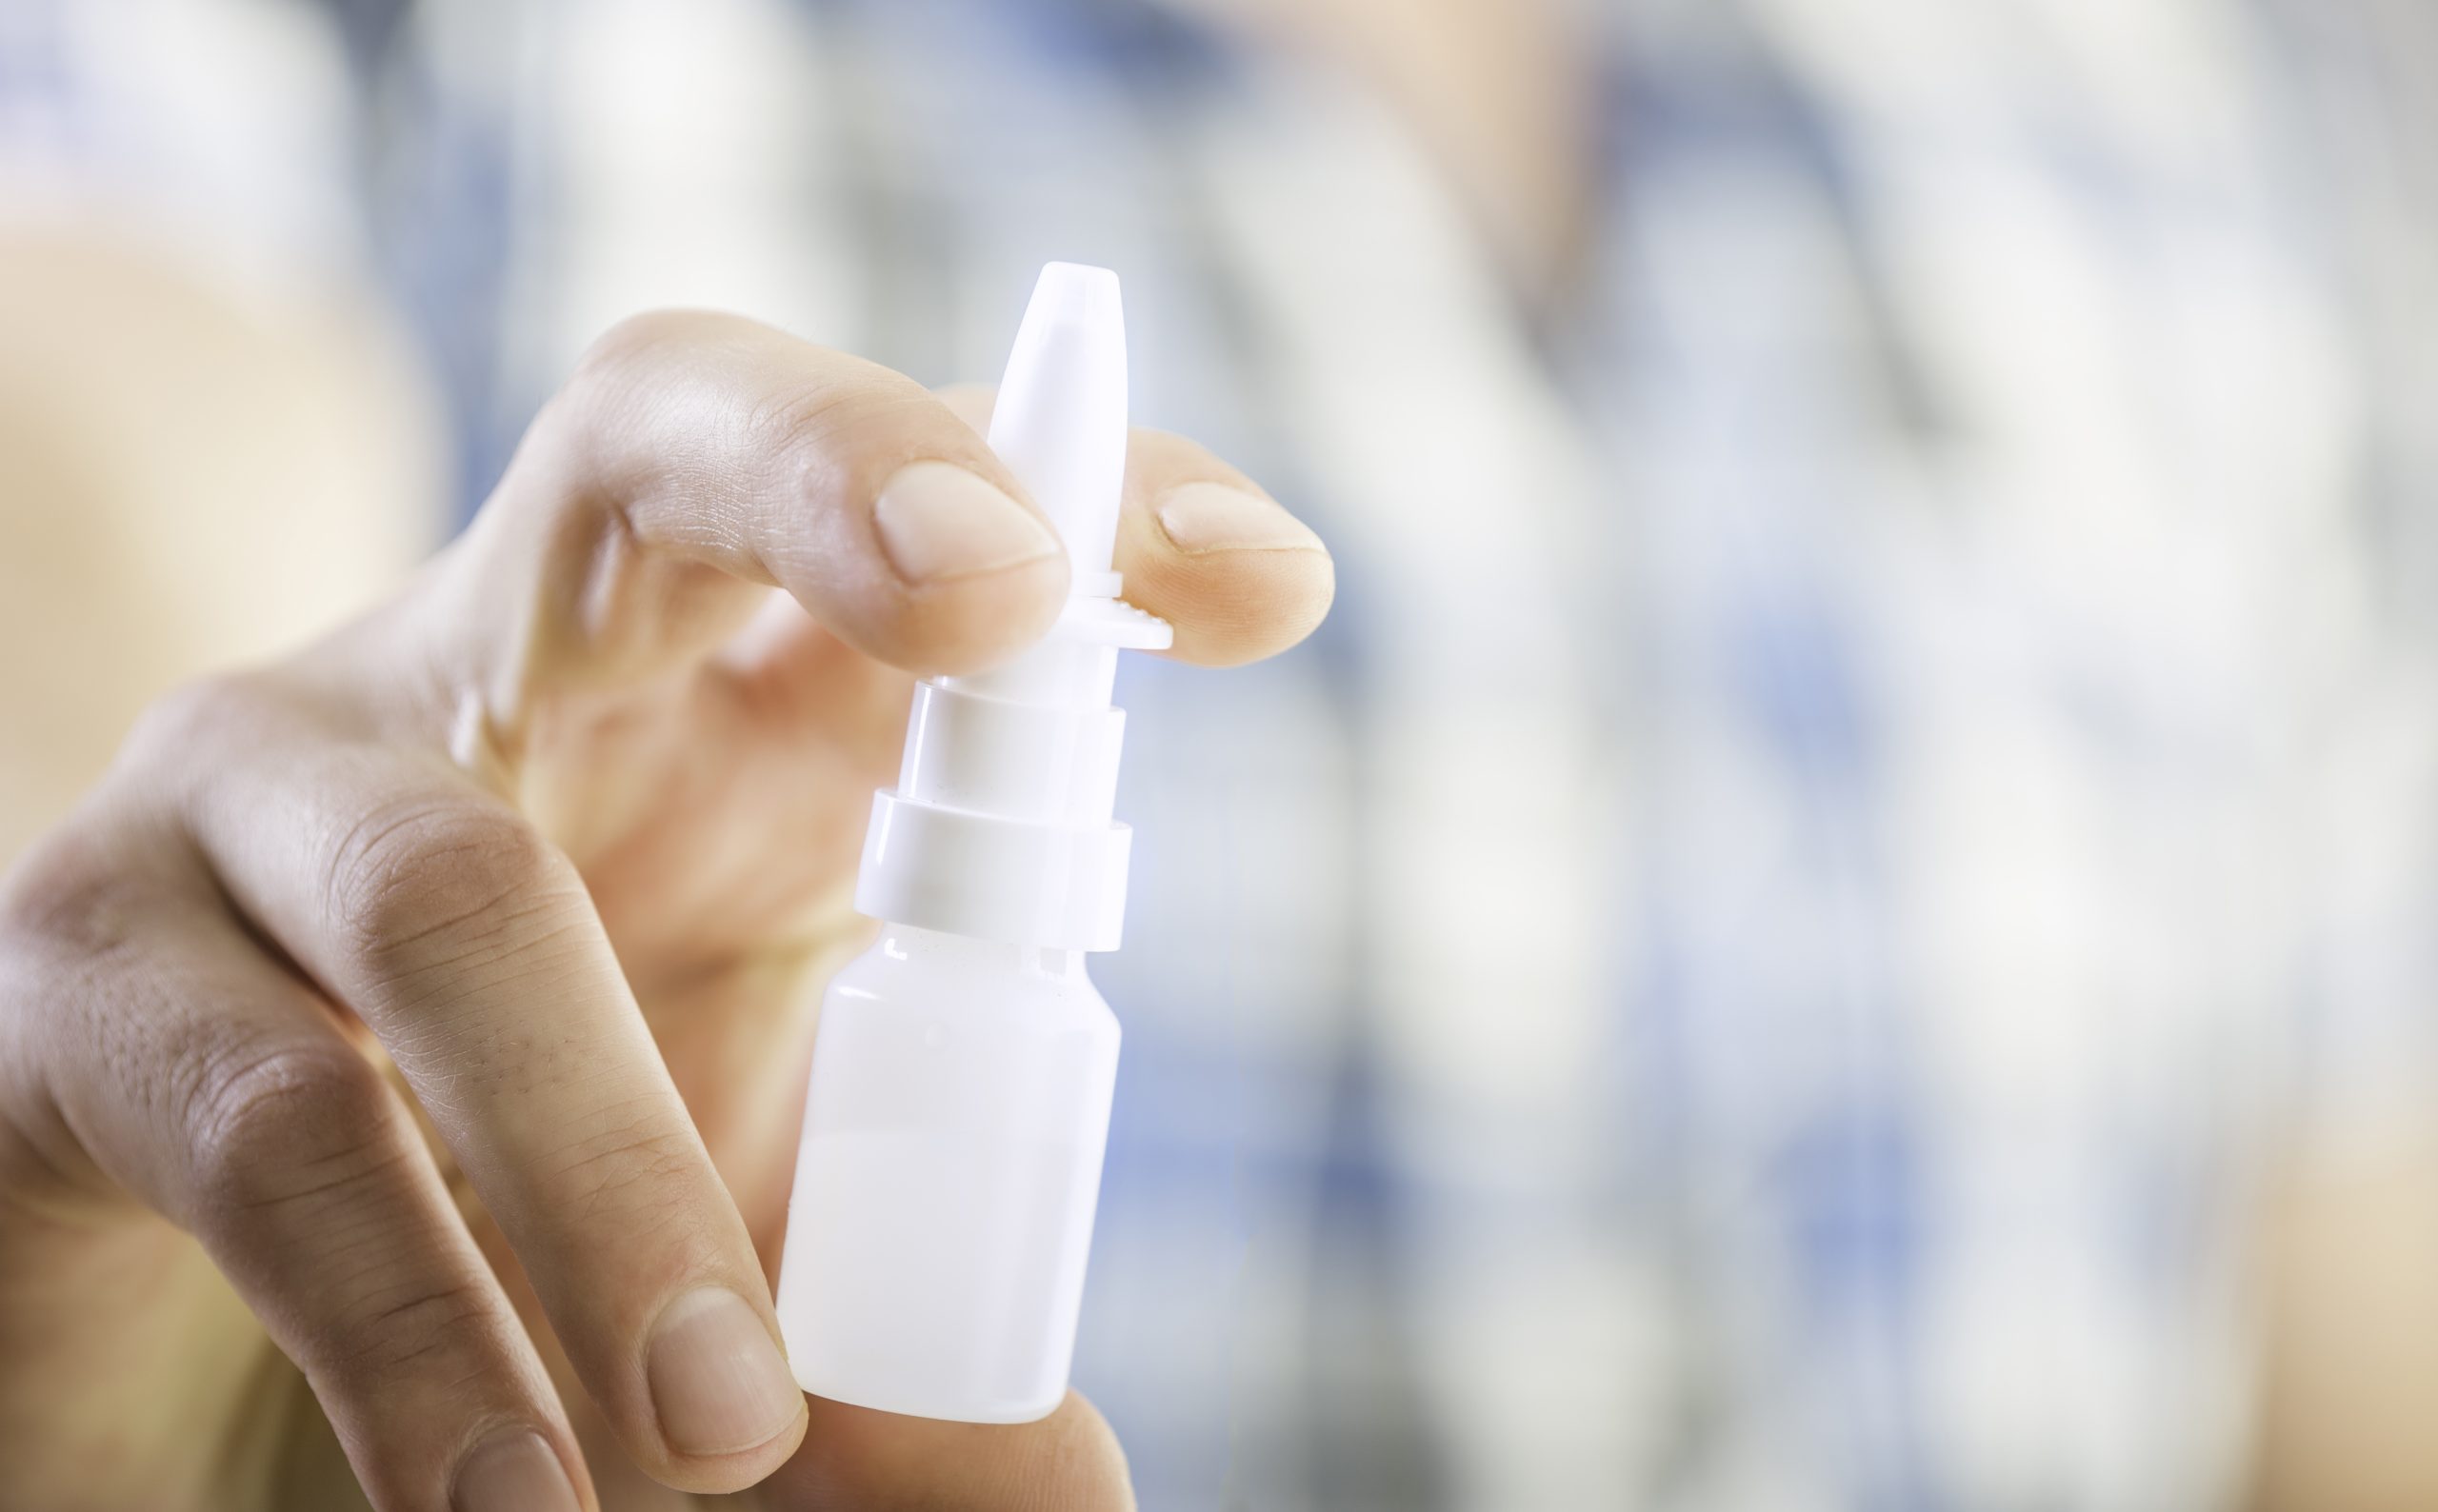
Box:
[634,1285,810,1493]
[1152,481,1328,557]
[451,1428,590,1512]
[649,1407,811,1499]
[776,1390,1134,1511]
[871,462,1061,587]
[835,461,1070,675]
[862,549,1071,677]
[1119,484,1335,667]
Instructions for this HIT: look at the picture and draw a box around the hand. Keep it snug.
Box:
[0,312,1332,1511]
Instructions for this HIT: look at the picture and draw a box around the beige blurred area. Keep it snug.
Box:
[0,227,441,865]
[2249,1118,2438,1511]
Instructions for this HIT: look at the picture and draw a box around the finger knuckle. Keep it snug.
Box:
[569,308,750,418]
[580,308,715,370]
[756,365,934,468]
[323,799,569,973]
[0,826,109,947]
[120,672,265,770]
[0,818,176,973]
[1,681,263,949]
[548,1105,707,1228]
[335,1276,500,1382]
[187,1041,395,1217]
[547,310,737,463]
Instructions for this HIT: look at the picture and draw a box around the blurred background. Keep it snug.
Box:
[9,0,2438,1507]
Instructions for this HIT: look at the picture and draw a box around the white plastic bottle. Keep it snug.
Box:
[776,263,1170,1423]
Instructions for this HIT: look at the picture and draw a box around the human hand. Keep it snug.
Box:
[0,311,1331,1510]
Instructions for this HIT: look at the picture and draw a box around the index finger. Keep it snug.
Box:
[423,312,1076,729]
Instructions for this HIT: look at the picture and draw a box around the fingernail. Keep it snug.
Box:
[873,461,1061,584]
[453,1430,580,1512]
[646,1287,804,1458]
[1155,482,1325,555]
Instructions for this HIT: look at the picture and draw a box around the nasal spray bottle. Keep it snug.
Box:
[776,264,1168,1422]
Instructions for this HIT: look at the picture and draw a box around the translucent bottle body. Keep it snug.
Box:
[776,924,1120,1422]
[778,262,1155,1424]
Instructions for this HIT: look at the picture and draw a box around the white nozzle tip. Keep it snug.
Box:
[1029,262,1122,326]
[989,263,1129,581]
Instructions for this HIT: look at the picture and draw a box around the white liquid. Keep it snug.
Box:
[777,926,1120,1422]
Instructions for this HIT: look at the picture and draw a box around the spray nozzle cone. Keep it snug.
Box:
[988,262,1129,584]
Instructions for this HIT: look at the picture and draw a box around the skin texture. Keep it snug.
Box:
[0,309,1332,1511]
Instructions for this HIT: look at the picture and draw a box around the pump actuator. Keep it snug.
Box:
[851,263,1169,950]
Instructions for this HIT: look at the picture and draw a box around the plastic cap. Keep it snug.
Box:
[852,263,1167,951]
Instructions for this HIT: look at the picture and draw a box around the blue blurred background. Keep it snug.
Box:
[10,1,2438,1507]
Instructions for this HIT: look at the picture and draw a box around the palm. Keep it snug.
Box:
[524,606,902,971]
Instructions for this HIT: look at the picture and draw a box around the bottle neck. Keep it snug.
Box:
[894,662,1127,828]
[877,923,1089,982]
[942,632,1119,709]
